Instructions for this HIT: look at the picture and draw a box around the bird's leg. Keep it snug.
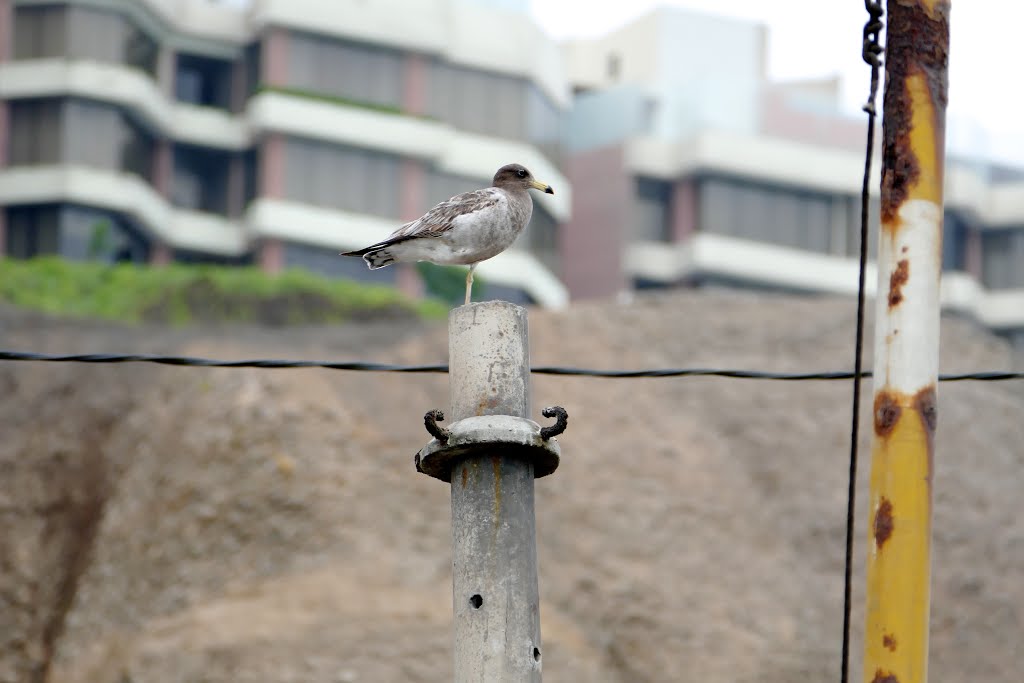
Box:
[464,264,477,306]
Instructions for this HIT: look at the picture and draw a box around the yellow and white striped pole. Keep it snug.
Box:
[863,2,949,683]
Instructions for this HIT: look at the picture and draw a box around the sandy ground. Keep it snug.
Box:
[0,290,1021,683]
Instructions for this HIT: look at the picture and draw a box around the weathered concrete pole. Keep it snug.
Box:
[863,2,949,683]
[416,301,563,682]
[448,301,540,682]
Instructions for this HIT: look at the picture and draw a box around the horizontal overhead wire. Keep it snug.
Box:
[0,350,1020,382]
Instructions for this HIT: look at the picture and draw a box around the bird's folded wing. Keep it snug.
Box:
[387,188,501,241]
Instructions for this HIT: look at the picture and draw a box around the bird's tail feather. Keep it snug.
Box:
[340,243,396,270]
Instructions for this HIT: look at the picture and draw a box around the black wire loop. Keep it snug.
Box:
[861,0,885,113]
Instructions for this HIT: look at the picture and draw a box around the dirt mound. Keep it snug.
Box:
[1,291,1021,682]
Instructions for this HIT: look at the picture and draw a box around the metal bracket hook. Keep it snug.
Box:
[424,409,450,444]
[539,406,568,440]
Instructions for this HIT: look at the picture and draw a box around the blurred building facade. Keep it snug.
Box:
[1,1,1022,341]
[0,0,571,305]
[560,7,1024,343]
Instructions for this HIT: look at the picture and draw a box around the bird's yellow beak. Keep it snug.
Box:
[529,179,555,195]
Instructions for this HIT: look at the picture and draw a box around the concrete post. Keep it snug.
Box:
[448,301,541,682]
[417,301,564,682]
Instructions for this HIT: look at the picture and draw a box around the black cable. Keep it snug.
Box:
[842,3,885,683]
[0,350,1021,381]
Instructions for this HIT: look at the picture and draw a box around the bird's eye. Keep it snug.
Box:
[516,169,527,178]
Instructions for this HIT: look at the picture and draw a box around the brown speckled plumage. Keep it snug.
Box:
[341,163,555,303]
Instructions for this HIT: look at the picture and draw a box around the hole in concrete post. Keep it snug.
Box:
[533,647,541,662]
[469,594,483,609]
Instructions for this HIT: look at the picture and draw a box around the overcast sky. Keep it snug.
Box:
[531,0,1023,167]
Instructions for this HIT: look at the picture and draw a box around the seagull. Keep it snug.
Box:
[341,163,554,305]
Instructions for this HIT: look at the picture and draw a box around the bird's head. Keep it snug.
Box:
[493,163,554,195]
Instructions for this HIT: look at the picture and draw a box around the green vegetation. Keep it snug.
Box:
[417,262,485,306]
[0,257,448,325]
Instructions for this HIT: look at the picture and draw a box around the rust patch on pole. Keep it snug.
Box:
[883,633,898,652]
[887,259,909,308]
[913,384,938,482]
[874,497,894,548]
[879,0,950,228]
[912,386,938,434]
[871,670,899,683]
[873,392,902,436]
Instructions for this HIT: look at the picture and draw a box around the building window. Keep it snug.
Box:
[120,114,156,182]
[8,99,63,165]
[59,99,156,183]
[520,204,560,274]
[244,42,262,98]
[526,84,563,165]
[942,210,968,271]
[5,205,146,262]
[982,228,1024,290]
[699,177,834,254]
[633,178,673,242]
[5,205,61,258]
[59,206,148,262]
[13,5,67,59]
[9,97,154,182]
[242,149,259,210]
[283,137,401,217]
[425,170,480,210]
[428,61,526,139]
[425,61,563,161]
[123,18,158,75]
[13,5,157,75]
[172,144,231,215]
[175,54,234,109]
[287,31,403,109]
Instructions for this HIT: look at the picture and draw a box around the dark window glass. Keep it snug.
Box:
[172,144,231,215]
[121,115,156,182]
[521,203,560,274]
[5,205,61,258]
[287,31,403,109]
[526,84,563,165]
[427,61,564,164]
[8,99,63,165]
[427,61,526,139]
[175,53,233,109]
[425,170,478,210]
[244,42,262,98]
[59,205,148,262]
[982,228,1024,289]
[242,148,259,211]
[13,5,67,59]
[699,177,835,254]
[8,98,154,178]
[283,137,401,217]
[4,204,146,262]
[942,210,968,271]
[633,178,672,242]
[123,19,158,75]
